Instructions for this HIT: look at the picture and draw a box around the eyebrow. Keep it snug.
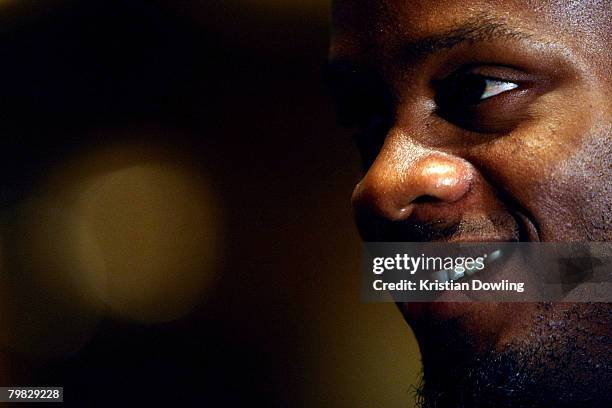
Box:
[326,18,536,83]
[401,19,534,61]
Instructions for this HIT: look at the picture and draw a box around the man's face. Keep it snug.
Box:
[330,0,610,406]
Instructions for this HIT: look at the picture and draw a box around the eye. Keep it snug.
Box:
[433,69,534,133]
[435,73,519,107]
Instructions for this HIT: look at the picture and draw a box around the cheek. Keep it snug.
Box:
[543,126,612,241]
[466,134,556,236]
[467,125,610,242]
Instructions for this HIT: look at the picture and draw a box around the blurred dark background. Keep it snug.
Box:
[0,1,420,406]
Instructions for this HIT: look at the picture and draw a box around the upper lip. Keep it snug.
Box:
[360,206,540,243]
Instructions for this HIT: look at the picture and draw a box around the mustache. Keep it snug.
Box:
[362,211,520,242]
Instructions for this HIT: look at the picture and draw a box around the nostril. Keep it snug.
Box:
[412,195,439,204]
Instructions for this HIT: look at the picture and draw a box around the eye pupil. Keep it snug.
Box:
[441,74,488,106]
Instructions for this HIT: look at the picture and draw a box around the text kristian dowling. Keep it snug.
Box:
[373,279,525,293]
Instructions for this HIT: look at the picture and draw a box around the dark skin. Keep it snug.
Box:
[329,1,611,406]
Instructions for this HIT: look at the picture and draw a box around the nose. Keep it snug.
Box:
[352,143,474,222]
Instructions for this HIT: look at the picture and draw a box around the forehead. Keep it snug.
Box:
[331,0,609,60]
